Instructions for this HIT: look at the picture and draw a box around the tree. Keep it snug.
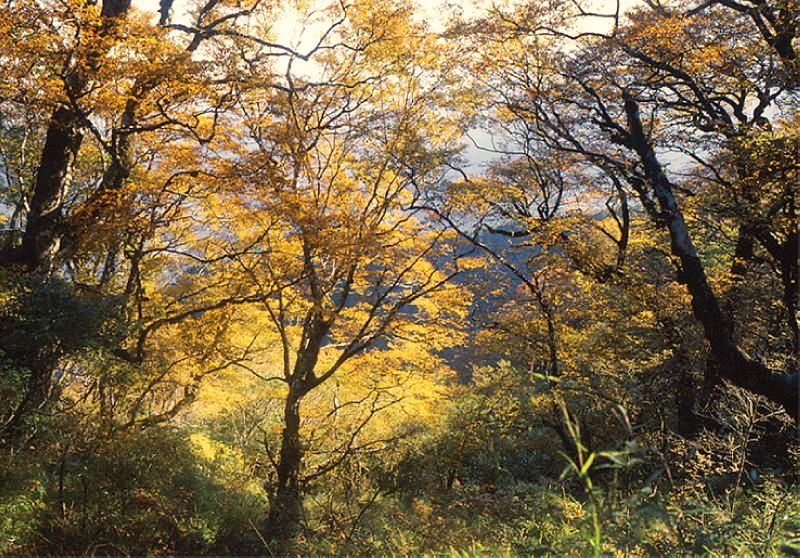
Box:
[0,0,294,444]
[198,0,469,536]
[688,0,799,82]
[451,0,798,422]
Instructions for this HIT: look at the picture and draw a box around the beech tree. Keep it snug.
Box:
[193,0,470,535]
[1,1,797,555]
[0,0,293,442]
[452,0,798,421]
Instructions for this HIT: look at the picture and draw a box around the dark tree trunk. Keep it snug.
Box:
[622,91,799,422]
[446,466,457,490]
[779,230,798,353]
[265,314,332,539]
[0,0,134,448]
[10,107,83,271]
[1,356,58,446]
[1,0,131,272]
[101,0,132,18]
[676,351,699,437]
[268,386,305,537]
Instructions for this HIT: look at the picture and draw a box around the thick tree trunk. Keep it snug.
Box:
[12,108,84,271]
[268,387,305,537]
[622,91,799,422]
[779,231,798,352]
[1,0,131,272]
[1,363,52,446]
[0,1,134,451]
[266,314,331,538]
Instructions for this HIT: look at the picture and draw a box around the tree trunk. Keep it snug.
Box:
[675,350,699,436]
[265,309,331,539]
[267,386,305,538]
[0,349,59,447]
[12,107,84,271]
[622,91,799,422]
[1,0,131,272]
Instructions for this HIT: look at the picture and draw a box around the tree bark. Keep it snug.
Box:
[12,107,84,271]
[622,90,798,422]
[267,384,305,537]
[266,310,333,538]
[1,0,131,272]
[0,359,55,446]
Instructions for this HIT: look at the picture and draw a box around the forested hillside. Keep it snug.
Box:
[0,0,797,555]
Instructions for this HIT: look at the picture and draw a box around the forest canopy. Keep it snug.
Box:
[0,0,797,555]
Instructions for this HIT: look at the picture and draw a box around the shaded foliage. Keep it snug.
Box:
[0,0,797,555]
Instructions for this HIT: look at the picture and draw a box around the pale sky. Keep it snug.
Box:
[129,0,637,167]
[132,0,636,44]
[131,0,479,40]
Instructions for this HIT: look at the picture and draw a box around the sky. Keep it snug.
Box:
[131,0,480,42]
[129,0,636,167]
[131,0,636,51]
